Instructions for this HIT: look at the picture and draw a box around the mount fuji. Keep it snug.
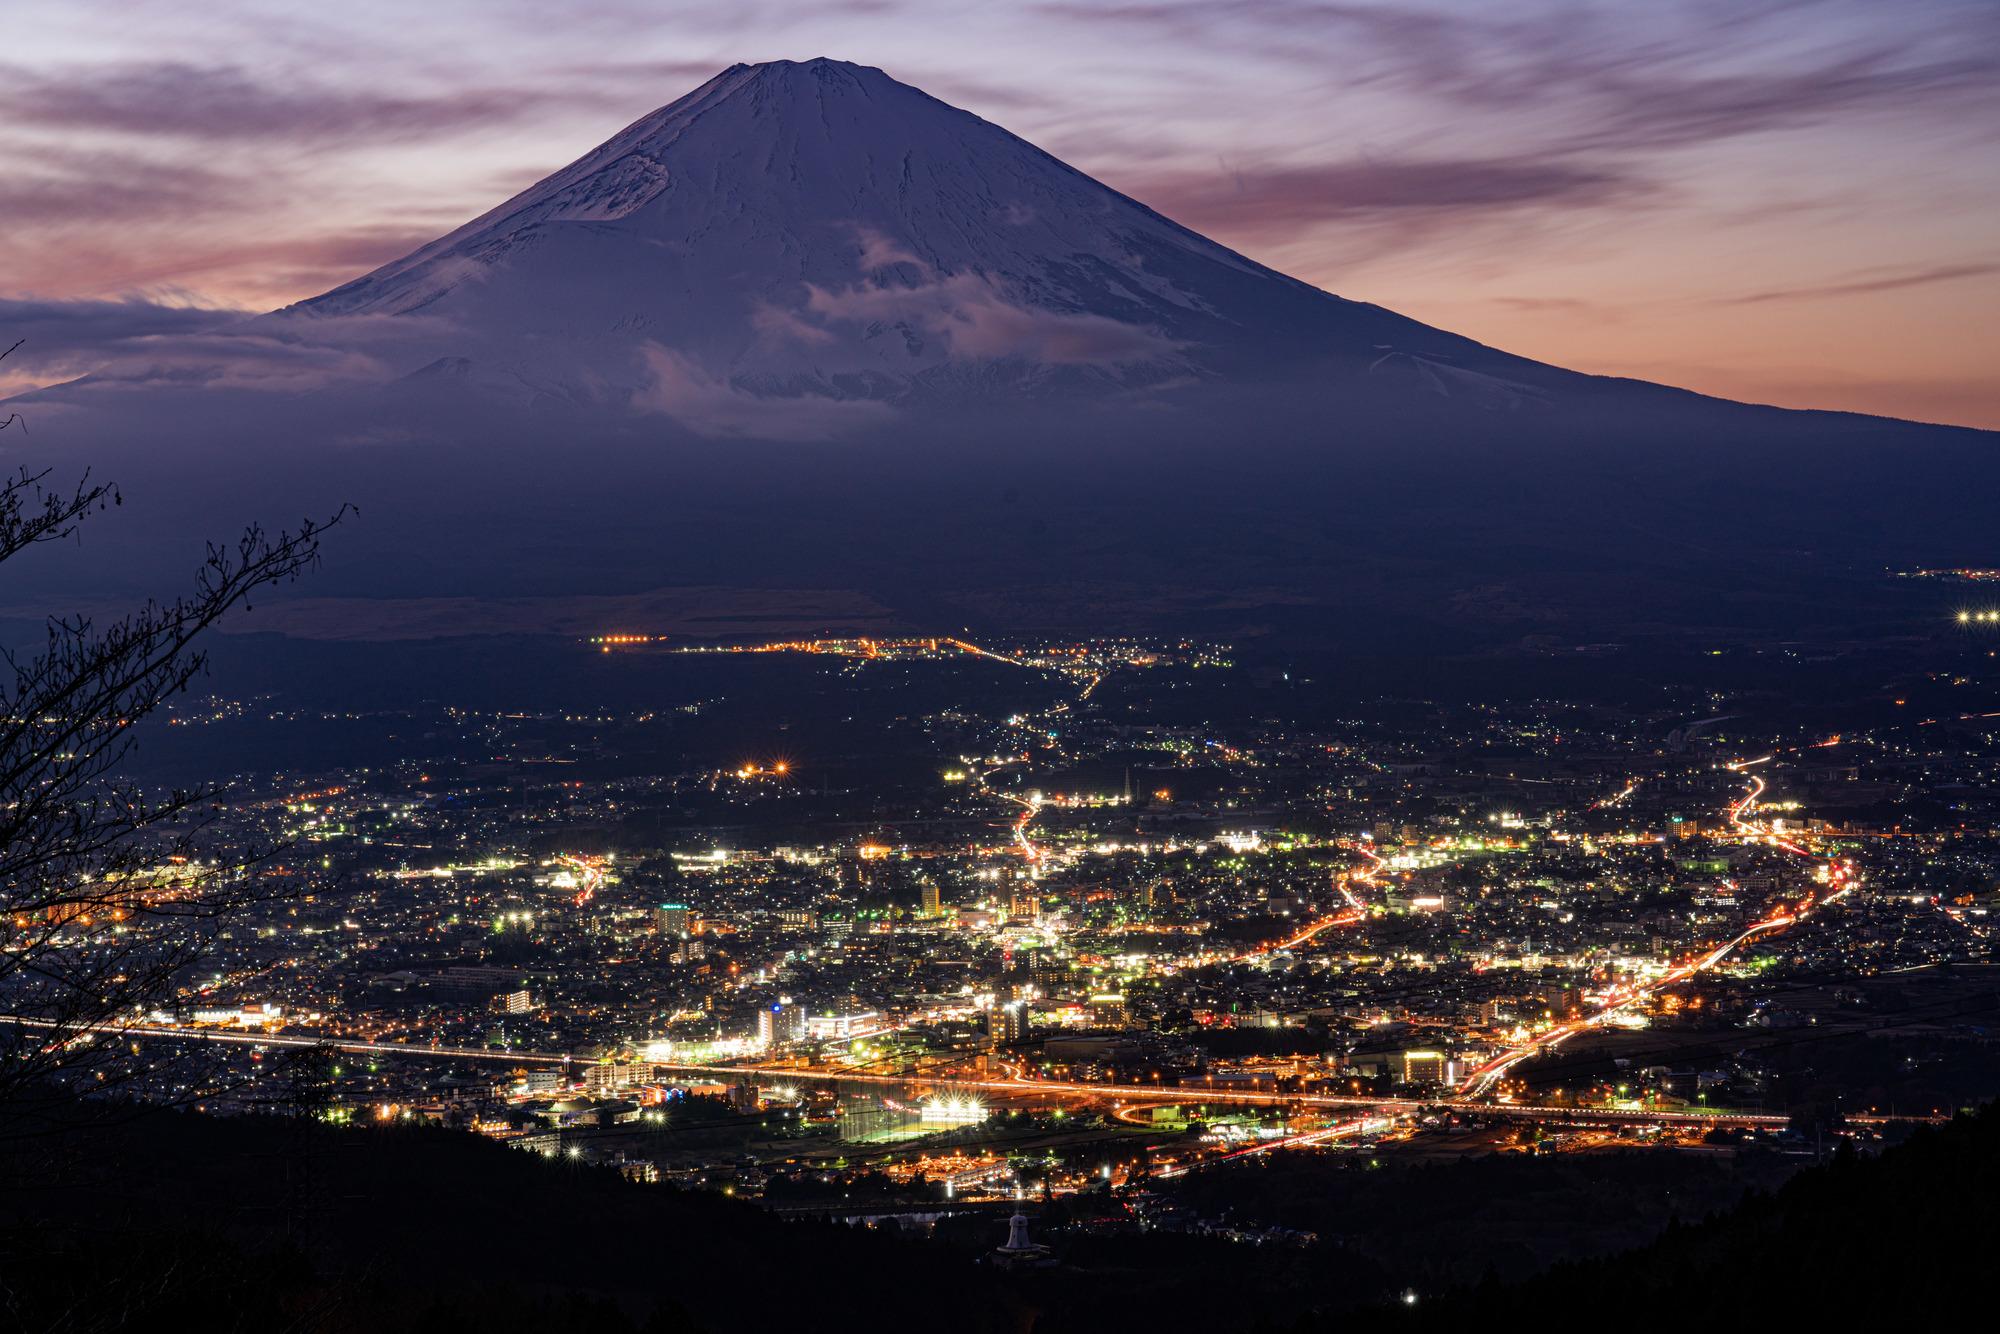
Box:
[269,57,1630,432]
[9,59,1994,644]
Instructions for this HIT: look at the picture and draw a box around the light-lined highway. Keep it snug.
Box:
[1456,756,1854,1098]
[6,1014,1933,1128]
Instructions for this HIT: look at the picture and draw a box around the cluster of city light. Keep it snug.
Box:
[732,760,789,779]
[640,1036,758,1064]
[1956,610,2000,624]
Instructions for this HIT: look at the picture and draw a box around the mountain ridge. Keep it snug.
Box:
[5,59,1993,641]
[268,57,1585,430]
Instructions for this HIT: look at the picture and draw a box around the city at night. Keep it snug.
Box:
[3,4,1997,1331]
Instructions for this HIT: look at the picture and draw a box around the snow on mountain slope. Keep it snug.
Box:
[278,58,1524,433]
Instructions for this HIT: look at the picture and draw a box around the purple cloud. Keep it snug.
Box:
[1134,156,1636,240]
[0,296,245,396]
[0,297,466,399]
[0,295,241,355]
[0,145,252,227]
[1038,1,2000,157]
[633,343,896,441]
[1716,261,2000,305]
[0,61,568,144]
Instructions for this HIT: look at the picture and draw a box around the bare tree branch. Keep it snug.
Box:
[1,338,25,432]
[0,421,346,1133]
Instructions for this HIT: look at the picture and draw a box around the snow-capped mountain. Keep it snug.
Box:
[13,58,1992,643]
[279,57,1542,431]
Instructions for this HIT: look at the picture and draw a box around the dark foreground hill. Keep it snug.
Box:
[1,1108,1001,1334]
[1378,1103,2000,1331]
[1,1102,1992,1332]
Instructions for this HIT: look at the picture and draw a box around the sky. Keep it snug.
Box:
[2,0,1996,427]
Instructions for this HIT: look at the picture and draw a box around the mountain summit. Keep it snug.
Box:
[17,60,1993,642]
[285,58,1553,432]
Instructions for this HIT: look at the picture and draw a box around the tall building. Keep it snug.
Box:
[920,881,942,917]
[655,903,689,937]
[1029,959,1074,996]
[989,999,1030,1046]
[758,1000,806,1048]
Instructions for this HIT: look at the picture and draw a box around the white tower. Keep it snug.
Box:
[992,1210,1052,1269]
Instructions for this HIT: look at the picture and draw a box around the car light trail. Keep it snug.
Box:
[1154,1115,1386,1178]
[555,853,605,907]
[7,1015,1931,1127]
[1459,758,1855,1099]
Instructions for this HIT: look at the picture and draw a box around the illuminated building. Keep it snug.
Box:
[757,1001,806,1048]
[1400,1050,1445,1084]
[805,1009,881,1040]
[1089,994,1132,1029]
[655,903,690,937]
[989,999,1029,1045]
[1398,1050,1467,1087]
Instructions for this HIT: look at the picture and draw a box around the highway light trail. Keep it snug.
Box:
[1591,779,1642,809]
[555,854,605,908]
[1459,757,1854,1100]
[1009,797,1042,862]
[943,637,1026,668]
[1227,840,1379,961]
[1153,1114,1387,1178]
[11,1014,1931,1131]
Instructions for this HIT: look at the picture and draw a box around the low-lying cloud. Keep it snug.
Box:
[0,296,454,399]
[785,233,1183,366]
[633,343,897,441]
[802,271,1182,365]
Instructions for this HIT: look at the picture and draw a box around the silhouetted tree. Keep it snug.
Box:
[0,339,342,1134]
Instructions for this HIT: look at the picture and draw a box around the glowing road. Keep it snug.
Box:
[1007,795,1042,863]
[554,854,606,908]
[1152,1114,1391,1178]
[10,1014,1931,1129]
[1457,757,1854,1099]
[1226,840,1379,961]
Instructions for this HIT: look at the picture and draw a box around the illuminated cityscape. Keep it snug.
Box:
[4,5,1998,1328]
[20,628,1999,1272]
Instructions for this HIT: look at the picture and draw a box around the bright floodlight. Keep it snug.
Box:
[920,1089,987,1123]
